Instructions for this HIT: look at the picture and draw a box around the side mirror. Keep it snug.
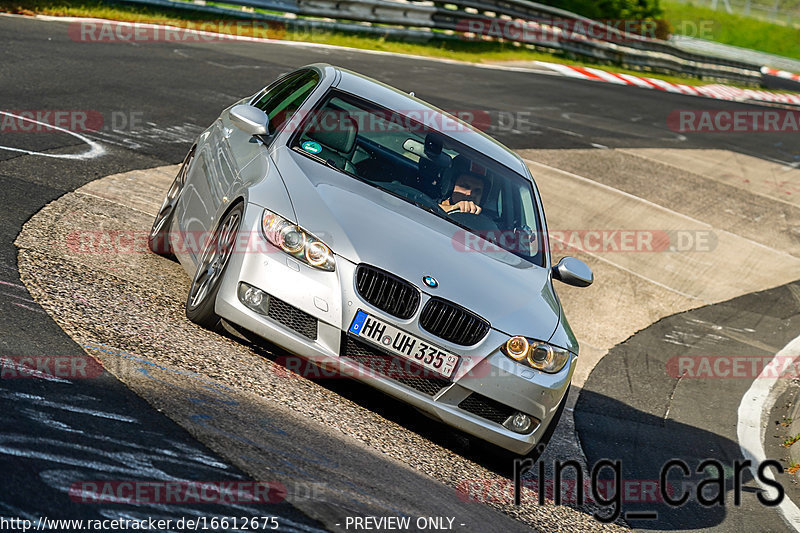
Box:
[553,257,594,287]
[229,105,272,137]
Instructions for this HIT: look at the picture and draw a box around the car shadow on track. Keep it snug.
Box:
[574,389,775,530]
[575,280,800,531]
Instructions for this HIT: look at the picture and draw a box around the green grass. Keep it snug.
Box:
[662,0,800,61]
[785,433,800,447]
[0,0,782,87]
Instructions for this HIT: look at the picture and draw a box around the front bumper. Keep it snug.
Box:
[214,203,574,455]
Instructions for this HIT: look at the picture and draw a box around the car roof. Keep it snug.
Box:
[306,63,529,176]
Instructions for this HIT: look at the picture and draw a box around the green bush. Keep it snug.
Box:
[537,0,664,21]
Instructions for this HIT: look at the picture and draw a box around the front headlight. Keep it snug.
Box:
[262,210,335,271]
[501,336,571,373]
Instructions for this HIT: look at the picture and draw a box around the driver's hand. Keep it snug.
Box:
[447,201,482,215]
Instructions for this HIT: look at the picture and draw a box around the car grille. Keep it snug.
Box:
[419,298,489,346]
[458,393,516,425]
[355,265,419,320]
[267,295,318,340]
[342,337,451,396]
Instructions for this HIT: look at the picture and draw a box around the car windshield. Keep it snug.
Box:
[289,90,544,266]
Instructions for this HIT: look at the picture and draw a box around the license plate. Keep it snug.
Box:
[348,310,460,379]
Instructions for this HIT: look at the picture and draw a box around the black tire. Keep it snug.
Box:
[148,146,194,255]
[185,202,243,329]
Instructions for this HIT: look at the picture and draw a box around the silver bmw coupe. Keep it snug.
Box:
[149,63,593,457]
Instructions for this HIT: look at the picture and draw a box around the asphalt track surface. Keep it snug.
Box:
[2,12,800,533]
[576,282,800,531]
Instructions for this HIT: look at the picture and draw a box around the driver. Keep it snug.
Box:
[439,172,486,215]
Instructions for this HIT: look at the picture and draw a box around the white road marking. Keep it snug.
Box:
[12,302,46,313]
[737,333,800,531]
[524,158,800,261]
[524,157,800,305]
[548,233,707,302]
[617,148,800,210]
[0,111,105,160]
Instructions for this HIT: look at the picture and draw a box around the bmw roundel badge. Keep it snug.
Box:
[423,275,438,288]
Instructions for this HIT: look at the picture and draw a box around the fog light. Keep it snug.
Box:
[504,412,534,434]
[244,287,263,307]
[238,283,269,315]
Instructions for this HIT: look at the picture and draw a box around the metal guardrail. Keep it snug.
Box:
[672,34,800,74]
[115,0,767,85]
[117,0,455,40]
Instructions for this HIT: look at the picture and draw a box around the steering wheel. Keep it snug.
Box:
[445,205,482,215]
[411,190,445,212]
[448,211,501,232]
[379,181,446,214]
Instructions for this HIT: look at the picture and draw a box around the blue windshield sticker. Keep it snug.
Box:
[301,141,322,154]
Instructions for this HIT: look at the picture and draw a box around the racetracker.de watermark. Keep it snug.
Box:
[1,110,145,133]
[668,109,800,133]
[68,20,288,42]
[281,108,490,134]
[270,353,530,380]
[0,110,103,133]
[68,229,718,256]
[457,478,678,504]
[452,229,717,254]
[68,481,286,504]
[666,355,800,379]
[68,18,714,45]
[0,356,103,379]
[455,18,711,43]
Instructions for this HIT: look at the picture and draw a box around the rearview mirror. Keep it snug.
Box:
[402,138,450,167]
[229,105,272,137]
[553,257,593,287]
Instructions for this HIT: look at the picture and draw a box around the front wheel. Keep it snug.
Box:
[185,202,243,329]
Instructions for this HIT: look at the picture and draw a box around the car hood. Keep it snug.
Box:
[270,147,561,341]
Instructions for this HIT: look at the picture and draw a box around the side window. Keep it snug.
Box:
[253,70,320,132]
[252,72,303,109]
